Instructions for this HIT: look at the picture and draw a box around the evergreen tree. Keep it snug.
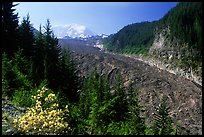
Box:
[127,84,146,135]
[58,48,81,102]
[79,70,118,135]
[32,20,80,103]
[17,13,35,59]
[2,53,12,96]
[152,96,175,135]
[43,19,61,89]
[79,70,100,119]
[2,2,19,56]
[32,24,46,85]
[112,74,129,122]
[2,49,32,98]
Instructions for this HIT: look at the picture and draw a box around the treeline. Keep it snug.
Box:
[103,21,157,55]
[2,2,177,135]
[157,2,202,72]
[103,2,202,73]
[2,2,80,103]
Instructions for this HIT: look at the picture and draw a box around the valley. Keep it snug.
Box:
[3,2,202,135]
[60,43,202,135]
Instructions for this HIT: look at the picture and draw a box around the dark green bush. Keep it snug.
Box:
[2,50,32,99]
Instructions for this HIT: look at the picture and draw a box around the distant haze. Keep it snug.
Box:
[14,2,177,35]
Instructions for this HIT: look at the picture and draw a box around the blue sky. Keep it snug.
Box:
[14,2,177,35]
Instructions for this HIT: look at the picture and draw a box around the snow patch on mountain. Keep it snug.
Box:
[52,24,97,39]
[98,33,109,38]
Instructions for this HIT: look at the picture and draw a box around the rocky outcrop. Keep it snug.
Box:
[63,43,202,135]
[149,27,202,86]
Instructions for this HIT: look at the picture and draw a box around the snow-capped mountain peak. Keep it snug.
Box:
[98,33,109,38]
[52,24,96,39]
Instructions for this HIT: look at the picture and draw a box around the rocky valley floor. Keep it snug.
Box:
[63,43,202,135]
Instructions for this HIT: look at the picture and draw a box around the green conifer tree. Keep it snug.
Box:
[58,48,81,102]
[152,96,175,135]
[79,70,118,135]
[112,74,128,122]
[43,19,61,89]
[127,84,146,135]
[17,13,35,59]
[2,2,19,56]
[32,24,46,85]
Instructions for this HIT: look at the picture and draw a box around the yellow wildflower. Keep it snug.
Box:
[13,118,18,123]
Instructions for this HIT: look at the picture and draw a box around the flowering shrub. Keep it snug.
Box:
[13,86,71,135]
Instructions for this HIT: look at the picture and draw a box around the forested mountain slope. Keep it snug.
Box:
[103,2,202,85]
[103,21,157,55]
[2,2,202,135]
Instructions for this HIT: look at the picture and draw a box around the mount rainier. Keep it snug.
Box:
[52,24,97,39]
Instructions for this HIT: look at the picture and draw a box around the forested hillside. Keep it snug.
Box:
[103,2,202,82]
[103,21,157,55]
[154,2,202,74]
[2,2,178,135]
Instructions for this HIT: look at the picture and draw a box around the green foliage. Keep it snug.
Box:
[151,96,175,135]
[2,3,185,135]
[66,103,83,135]
[17,13,35,58]
[10,50,32,91]
[2,50,32,98]
[79,70,121,135]
[85,94,119,135]
[13,86,71,135]
[2,2,19,56]
[126,84,146,135]
[57,48,81,102]
[79,70,111,118]
[160,2,202,48]
[103,21,157,55]
[31,20,80,103]
[11,79,70,116]
[2,53,12,96]
[12,49,32,78]
[76,71,148,135]
[12,87,35,108]
[104,2,202,74]
[41,19,61,88]
[157,2,202,72]
[106,121,131,135]
[11,80,48,108]
[32,24,46,85]
[121,45,149,56]
[111,74,129,122]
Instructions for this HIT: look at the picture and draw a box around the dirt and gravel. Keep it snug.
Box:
[61,42,202,135]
